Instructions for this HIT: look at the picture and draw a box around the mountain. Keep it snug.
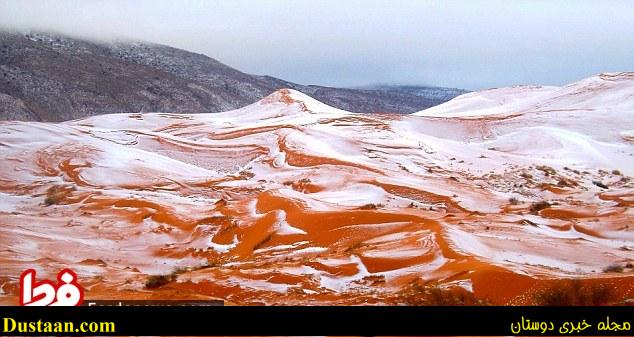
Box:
[0,74,632,305]
[0,31,466,121]
[364,84,469,102]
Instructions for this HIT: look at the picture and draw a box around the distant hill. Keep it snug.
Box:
[0,31,467,121]
[363,84,469,102]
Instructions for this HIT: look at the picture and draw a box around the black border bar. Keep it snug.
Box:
[0,305,632,336]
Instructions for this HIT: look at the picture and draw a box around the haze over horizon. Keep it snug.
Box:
[1,0,633,90]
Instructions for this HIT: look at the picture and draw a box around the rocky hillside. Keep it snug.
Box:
[364,84,469,102]
[0,31,466,121]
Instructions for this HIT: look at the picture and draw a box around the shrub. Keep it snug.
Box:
[44,185,75,206]
[603,264,623,273]
[536,165,556,176]
[534,280,614,306]
[144,265,198,289]
[509,197,519,205]
[399,281,489,306]
[557,177,577,187]
[529,201,551,214]
[144,274,176,289]
[359,203,383,210]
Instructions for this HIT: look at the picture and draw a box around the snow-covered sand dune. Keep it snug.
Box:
[0,76,632,305]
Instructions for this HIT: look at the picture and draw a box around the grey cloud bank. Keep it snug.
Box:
[1,0,633,90]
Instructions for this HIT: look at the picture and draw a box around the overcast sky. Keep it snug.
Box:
[1,0,632,89]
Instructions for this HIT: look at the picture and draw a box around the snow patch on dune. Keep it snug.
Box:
[414,85,556,118]
[483,126,623,168]
[274,210,307,235]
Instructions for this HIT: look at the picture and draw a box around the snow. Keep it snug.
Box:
[483,126,626,168]
[207,89,351,127]
[414,72,634,118]
[1,72,633,300]
[253,241,310,254]
[307,183,387,207]
[316,255,371,292]
[208,234,238,253]
[274,210,307,235]
[81,141,220,186]
[0,193,30,213]
[414,85,557,118]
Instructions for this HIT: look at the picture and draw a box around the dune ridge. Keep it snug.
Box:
[0,73,633,305]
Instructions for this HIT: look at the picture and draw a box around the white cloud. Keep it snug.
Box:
[1,0,632,89]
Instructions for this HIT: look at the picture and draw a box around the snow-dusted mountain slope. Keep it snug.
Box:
[0,31,466,122]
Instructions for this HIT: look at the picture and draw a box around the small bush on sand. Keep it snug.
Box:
[144,274,177,289]
[592,181,609,189]
[520,172,533,179]
[603,264,624,273]
[144,265,200,289]
[399,281,490,306]
[534,280,615,306]
[529,201,551,214]
[557,177,577,187]
[44,185,76,206]
[359,203,383,210]
[536,165,556,176]
[509,197,519,205]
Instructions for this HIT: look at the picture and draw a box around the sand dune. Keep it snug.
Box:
[0,75,632,305]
